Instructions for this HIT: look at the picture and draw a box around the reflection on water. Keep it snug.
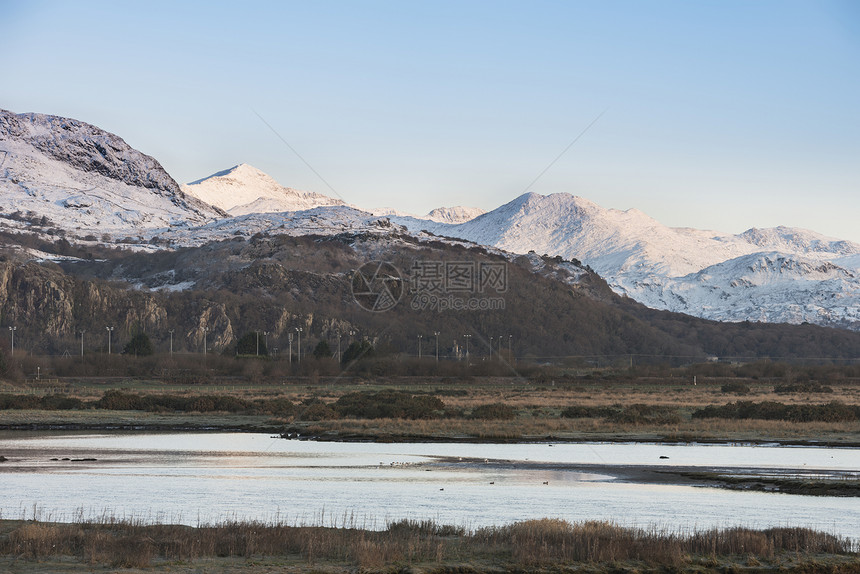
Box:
[0,432,858,538]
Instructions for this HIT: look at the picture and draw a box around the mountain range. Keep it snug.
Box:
[2,108,857,334]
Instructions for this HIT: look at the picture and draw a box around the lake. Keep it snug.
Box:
[1,432,858,538]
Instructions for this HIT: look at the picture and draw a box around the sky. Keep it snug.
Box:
[1,0,859,242]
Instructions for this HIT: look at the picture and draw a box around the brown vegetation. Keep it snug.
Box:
[1,517,857,572]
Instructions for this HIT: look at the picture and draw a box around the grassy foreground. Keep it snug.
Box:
[1,374,859,445]
[1,517,858,573]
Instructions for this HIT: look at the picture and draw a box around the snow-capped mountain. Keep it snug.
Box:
[182,163,345,215]
[0,109,221,233]
[425,206,485,224]
[390,192,860,331]
[371,205,484,224]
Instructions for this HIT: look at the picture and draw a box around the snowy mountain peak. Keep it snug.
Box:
[425,205,485,224]
[0,108,222,233]
[182,163,345,215]
[739,226,860,257]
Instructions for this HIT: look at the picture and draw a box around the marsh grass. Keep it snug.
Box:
[2,517,856,571]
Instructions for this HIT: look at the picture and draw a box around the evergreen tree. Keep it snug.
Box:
[313,340,333,359]
[123,332,154,356]
[236,332,268,356]
[341,340,374,364]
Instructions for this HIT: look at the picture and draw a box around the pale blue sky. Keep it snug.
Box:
[2,0,858,241]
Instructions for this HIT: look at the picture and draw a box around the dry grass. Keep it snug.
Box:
[1,517,856,572]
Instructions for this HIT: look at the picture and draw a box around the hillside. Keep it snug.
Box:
[2,230,859,362]
[391,193,860,331]
[0,109,222,234]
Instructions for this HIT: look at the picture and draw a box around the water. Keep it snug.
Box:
[1,432,858,538]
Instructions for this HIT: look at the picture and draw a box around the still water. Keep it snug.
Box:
[0,432,857,538]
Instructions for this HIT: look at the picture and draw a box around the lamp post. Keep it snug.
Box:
[168,329,174,357]
[295,327,302,363]
[499,335,502,358]
[288,332,293,364]
[8,326,15,355]
[417,334,423,359]
[106,326,114,354]
[263,331,269,355]
[80,330,85,357]
[203,327,208,356]
[256,330,260,356]
[434,331,439,362]
[490,336,494,359]
[337,332,341,362]
[508,334,512,359]
[464,334,471,362]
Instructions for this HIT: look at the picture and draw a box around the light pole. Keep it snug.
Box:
[434,331,439,362]
[106,326,114,354]
[295,327,302,363]
[8,326,15,355]
[498,335,502,358]
[464,334,471,362]
[508,334,512,360]
[337,332,341,362]
[80,330,85,357]
[288,332,293,364]
[417,334,423,359]
[490,336,494,359]
[168,329,174,357]
[256,330,260,356]
[263,331,269,355]
[203,327,208,356]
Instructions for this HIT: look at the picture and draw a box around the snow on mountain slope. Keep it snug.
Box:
[425,205,485,224]
[624,252,860,329]
[393,193,754,276]
[390,192,860,331]
[161,206,403,247]
[182,163,345,215]
[0,109,221,233]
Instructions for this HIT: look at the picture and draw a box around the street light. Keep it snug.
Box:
[256,330,260,356]
[434,331,439,362]
[263,331,269,355]
[490,336,494,359]
[288,332,294,364]
[106,326,114,354]
[203,327,208,356]
[79,330,85,357]
[337,332,342,362]
[295,327,302,363]
[464,334,471,361]
[499,335,503,358]
[168,329,174,357]
[8,326,15,355]
[417,334,423,359]
[508,334,512,359]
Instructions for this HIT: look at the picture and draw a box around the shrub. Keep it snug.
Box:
[610,404,682,425]
[774,382,833,394]
[334,391,444,419]
[470,403,517,420]
[721,382,750,395]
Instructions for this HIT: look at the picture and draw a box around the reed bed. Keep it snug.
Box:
[1,517,857,571]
